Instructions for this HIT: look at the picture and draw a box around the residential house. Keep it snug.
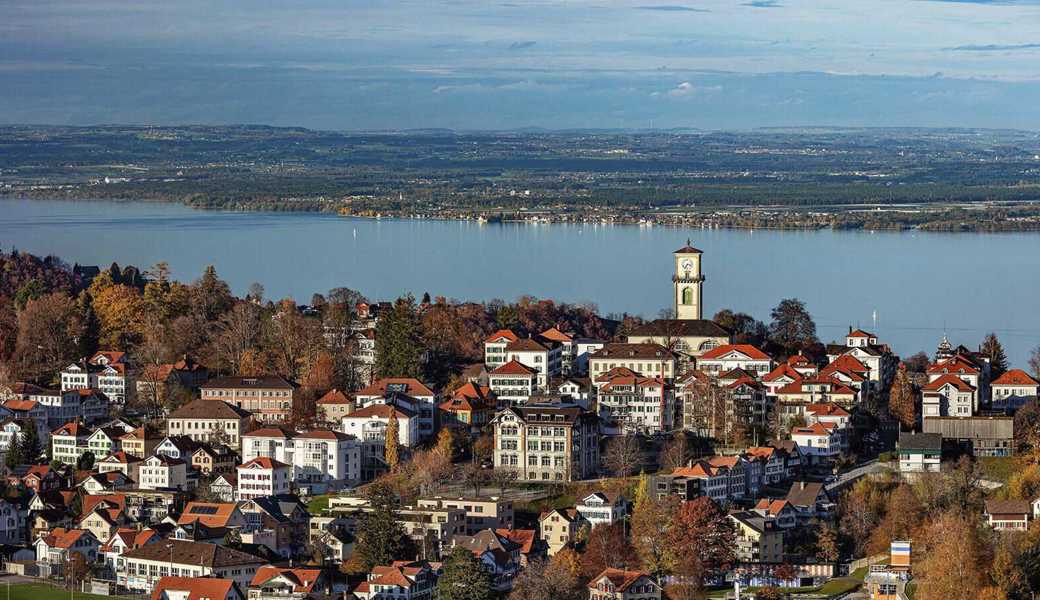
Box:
[897,432,942,476]
[61,351,131,404]
[201,375,296,424]
[316,389,354,424]
[439,383,496,434]
[210,474,237,503]
[589,344,677,383]
[991,369,1040,412]
[151,576,244,600]
[491,403,601,482]
[729,511,784,564]
[538,508,581,555]
[177,502,248,529]
[355,378,437,440]
[244,428,361,492]
[237,496,311,558]
[352,561,439,600]
[751,499,798,529]
[51,421,92,465]
[484,330,520,371]
[985,500,1031,531]
[34,527,100,577]
[595,374,673,434]
[785,481,832,522]
[237,457,292,500]
[136,356,209,405]
[587,568,662,600]
[96,451,144,482]
[502,336,562,390]
[120,425,162,458]
[791,423,841,463]
[100,528,162,575]
[139,455,189,491]
[452,529,522,591]
[744,446,789,486]
[192,445,237,475]
[489,360,539,405]
[575,492,626,528]
[921,375,977,418]
[248,566,329,600]
[0,497,27,544]
[167,399,252,449]
[697,344,774,377]
[540,327,578,375]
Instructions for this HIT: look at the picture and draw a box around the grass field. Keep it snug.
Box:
[306,494,332,515]
[978,456,1019,484]
[0,583,132,600]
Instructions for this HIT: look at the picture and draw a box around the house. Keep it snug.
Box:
[0,498,27,545]
[697,344,773,377]
[248,566,329,600]
[22,465,63,494]
[78,501,129,543]
[452,529,522,590]
[489,360,539,405]
[897,432,942,476]
[61,351,131,404]
[178,502,247,529]
[491,403,601,482]
[139,454,189,491]
[51,420,93,465]
[991,369,1040,412]
[575,492,626,528]
[751,499,798,529]
[539,508,581,555]
[439,383,496,434]
[588,344,678,383]
[97,451,144,482]
[501,336,562,390]
[242,428,361,492]
[86,426,125,458]
[921,375,977,418]
[237,457,292,500]
[137,356,209,406]
[352,561,439,600]
[154,435,204,461]
[210,474,237,503]
[494,528,542,567]
[201,375,296,424]
[785,481,832,522]
[658,460,741,505]
[237,496,311,558]
[100,528,162,573]
[120,425,162,458]
[151,576,244,600]
[167,399,252,449]
[119,539,267,593]
[191,445,238,475]
[484,330,520,371]
[587,568,662,600]
[791,423,841,463]
[355,378,437,440]
[729,511,784,564]
[0,419,26,462]
[342,403,419,449]
[985,500,1031,531]
[595,374,673,434]
[416,496,514,534]
[34,527,100,577]
[744,446,789,486]
[316,389,354,424]
[540,327,578,375]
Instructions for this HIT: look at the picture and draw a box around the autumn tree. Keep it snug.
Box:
[437,546,494,600]
[914,511,985,600]
[384,412,400,471]
[660,432,694,472]
[980,333,1009,381]
[375,295,425,379]
[604,435,642,477]
[89,274,147,348]
[631,494,679,580]
[889,363,917,432]
[266,300,322,381]
[190,265,234,322]
[211,303,262,373]
[14,292,82,382]
[510,555,583,600]
[815,521,840,564]
[666,497,736,584]
[767,298,818,353]
[581,521,638,579]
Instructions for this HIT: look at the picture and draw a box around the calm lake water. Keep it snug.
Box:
[1,198,1038,364]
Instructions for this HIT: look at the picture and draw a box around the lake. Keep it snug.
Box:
[1,197,1038,365]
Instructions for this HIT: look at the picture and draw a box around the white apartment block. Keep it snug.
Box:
[241,428,361,491]
[237,457,292,500]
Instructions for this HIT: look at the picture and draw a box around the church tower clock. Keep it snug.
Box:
[673,239,705,320]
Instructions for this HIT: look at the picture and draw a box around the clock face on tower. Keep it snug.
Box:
[681,259,693,271]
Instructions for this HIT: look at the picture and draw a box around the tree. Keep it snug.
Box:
[1031,346,1040,380]
[266,300,322,381]
[90,279,147,349]
[510,556,583,600]
[991,532,1031,600]
[659,432,693,472]
[633,471,649,507]
[349,482,414,573]
[76,450,95,471]
[604,435,641,477]
[14,292,82,382]
[815,521,840,564]
[384,413,400,471]
[18,420,42,464]
[581,521,638,579]
[211,303,262,373]
[375,295,425,379]
[247,282,265,303]
[889,364,917,432]
[981,333,1009,380]
[631,494,678,580]
[437,546,494,600]
[914,511,985,600]
[767,298,818,353]
[665,497,736,582]
[435,427,455,459]
[191,265,233,322]
[459,462,490,497]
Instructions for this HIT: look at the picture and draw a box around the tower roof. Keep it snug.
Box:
[674,239,703,254]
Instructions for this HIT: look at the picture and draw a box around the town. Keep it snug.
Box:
[0,242,1035,600]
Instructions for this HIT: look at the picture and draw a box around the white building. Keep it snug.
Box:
[588,344,678,383]
[575,492,626,528]
[595,375,673,434]
[503,337,562,390]
[138,454,189,491]
[237,457,292,500]
[355,378,437,440]
[342,403,419,448]
[61,351,130,404]
[991,369,1040,412]
[791,423,841,463]
[118,539,266,593]
[241,428,361,491]
[922,375,977,418]
[167,399,252,449]
[489,360,539,405]
[696,344,773,377]
[897,432,942,476]
[484,330,520,371]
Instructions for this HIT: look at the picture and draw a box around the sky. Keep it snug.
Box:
[4,0,1040,130]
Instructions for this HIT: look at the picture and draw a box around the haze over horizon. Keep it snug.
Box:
[6,0,1040,130]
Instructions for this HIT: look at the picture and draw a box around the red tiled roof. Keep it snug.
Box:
[805,403,850,417]
[251,566,322,592]
[484,329,519,344]
[317,389,353,405]
[763,364,802,383]
[357,378,434,398]
[591,568,653,593]
[491,359,537,376]
[927,356,980,376]
[4,399,39,412]
[539,327,574,343]
[922,374,976,392]
[699,344,771,361]
[495,528,536,554]
[793,423,836,436]
[238,457,288,470]
[40,527,91,549]
[178,502,240,528]
[151,576,238,600]
[992,369,1040,387]
[847,329,875,338]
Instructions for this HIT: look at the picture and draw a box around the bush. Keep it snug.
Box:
[878,451,897,463]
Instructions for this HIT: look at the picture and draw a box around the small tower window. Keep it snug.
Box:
[682,287,693,305]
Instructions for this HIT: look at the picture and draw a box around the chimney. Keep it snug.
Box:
[799,481,806,490]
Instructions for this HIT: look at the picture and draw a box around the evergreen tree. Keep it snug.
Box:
[889,364,917,432]
[350,482,413,573]
[384,411,400,471]
[77,292,101,358]
[437,546,494,600]
[77,451,95,471]
[4,432,24,470]
[374,295,425,379]
[18,421,41,464]
[980,333,1009,380]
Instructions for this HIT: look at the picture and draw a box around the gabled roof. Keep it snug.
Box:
[985,499,1031,517]
[897,432,942,451]
[297,429,354,441]
[754,498,793,516]
[992,369,1040,387]
[495,528,536,554]
[590,568,655,593]
[506,338,549,352]
[151,577,240,600]
[785,481,829,508]
[52,420,90,437]
[38,527,93,549]
[484,329,520,344]
[178,502,240,528]
[847,329,875,339]
[491,359,537,376]
[763,364,802,383]
[357,378,435,398]
[317,389,353,405]
[927,356,980,376]
[122,539,265,567]
[699,344,771,361]
[805,403,850,418]
[250,566,323,592]
[792,422,836,437]
[347,403,417,419]
[239,457,289,470]
[244,427,295,440]
[922,374,976,392]
[539,327,574,343]
[169,399,251,420]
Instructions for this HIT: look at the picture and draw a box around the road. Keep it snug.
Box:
[826,459,893,494]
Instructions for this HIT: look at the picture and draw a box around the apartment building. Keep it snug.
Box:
[491,403,600,482]
[355,379,437,440]
[167,399,251,449]
[201,375,296,424]
[416,496,514,534]
[241,428,361,491]
[588,344,677,383]
[237,457,292,500]
[118,539,266,593]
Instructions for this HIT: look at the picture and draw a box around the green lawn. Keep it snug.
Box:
[306,494,332,515]
[0,583,127,600]
[819,577,862,596]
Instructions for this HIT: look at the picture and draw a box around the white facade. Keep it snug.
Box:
[575,493,625,528]
[341,405,419,448]
[138,455,189,491]
[237,458,292,500]
[241,429,361,489]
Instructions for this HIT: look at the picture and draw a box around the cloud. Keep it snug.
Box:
[743,0,783,6]
[636,5,709,12]
[946,42,1040,51]
[508,41,536,50]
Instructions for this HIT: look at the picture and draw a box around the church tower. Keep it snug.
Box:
[673,240,705,320]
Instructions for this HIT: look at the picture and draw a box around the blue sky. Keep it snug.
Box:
[4,0,1040,129]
